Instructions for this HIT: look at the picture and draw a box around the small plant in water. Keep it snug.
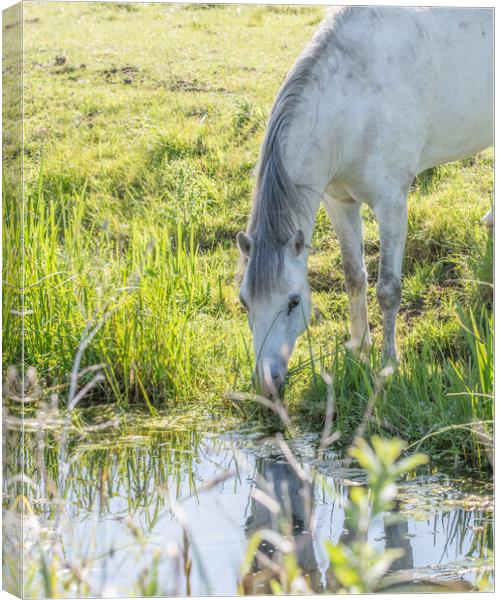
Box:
[240,434,429,595]
[325,436,429,593]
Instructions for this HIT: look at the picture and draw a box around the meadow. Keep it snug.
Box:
[3,2,493,469]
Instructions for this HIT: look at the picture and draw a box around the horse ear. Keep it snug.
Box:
[290,229,305,255]
[236,231,252,257]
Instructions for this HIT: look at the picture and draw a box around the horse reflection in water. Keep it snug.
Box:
[241,457,321,594]
[241,456,415,594]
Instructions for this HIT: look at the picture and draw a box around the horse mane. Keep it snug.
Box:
[243,7,350,300]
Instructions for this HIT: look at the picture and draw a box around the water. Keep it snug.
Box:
[3,422,494,597]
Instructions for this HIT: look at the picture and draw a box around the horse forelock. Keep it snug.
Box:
[245,240,285,300]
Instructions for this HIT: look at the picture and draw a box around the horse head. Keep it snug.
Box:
[237,229,312,398]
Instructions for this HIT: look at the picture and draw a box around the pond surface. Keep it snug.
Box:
[4,421,494,596]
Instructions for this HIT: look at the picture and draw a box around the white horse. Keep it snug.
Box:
[237,7,493,398]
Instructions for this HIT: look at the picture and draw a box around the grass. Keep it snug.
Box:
[3,3,493,468]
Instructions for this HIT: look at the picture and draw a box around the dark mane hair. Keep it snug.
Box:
[243,8,348,299]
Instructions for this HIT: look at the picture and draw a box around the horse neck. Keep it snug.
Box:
[279,94,337,244]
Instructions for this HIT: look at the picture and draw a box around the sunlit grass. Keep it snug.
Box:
[2,2,493,468]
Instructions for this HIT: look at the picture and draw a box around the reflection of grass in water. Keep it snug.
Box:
[4,410,235,597]
[397,478,493,570]
[3,402,494,597]
[18,422,219,520]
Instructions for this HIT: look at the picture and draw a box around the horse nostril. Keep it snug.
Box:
[271,370,282,383]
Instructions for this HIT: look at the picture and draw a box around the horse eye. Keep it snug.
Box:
[287,295,300,315]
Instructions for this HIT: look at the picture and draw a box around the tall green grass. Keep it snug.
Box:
[11,176,251,408]
[282,297,493,469]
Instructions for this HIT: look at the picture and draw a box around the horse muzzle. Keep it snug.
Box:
[254,362,287,399]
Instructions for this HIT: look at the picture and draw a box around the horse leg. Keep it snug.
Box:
[372,193,408,364]
[323,193,371,353]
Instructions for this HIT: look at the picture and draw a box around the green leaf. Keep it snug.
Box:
[394,453,429,476]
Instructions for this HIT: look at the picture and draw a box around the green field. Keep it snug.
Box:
[4,2,493,468]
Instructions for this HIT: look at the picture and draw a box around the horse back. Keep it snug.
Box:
[319,8,493,178]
